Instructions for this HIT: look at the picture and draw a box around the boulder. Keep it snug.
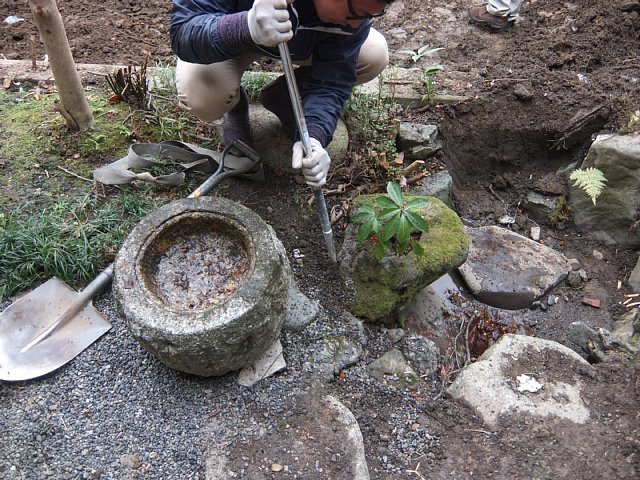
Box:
[458,226,571,309]
[339,196,469,321]
[250,104,348,173]
[570,133,640,248]
[410,170,454,208]
[447,334,594,429]
[628,255,640,292]
[397,122,440,160]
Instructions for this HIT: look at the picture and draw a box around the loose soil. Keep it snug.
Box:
[2,1,640,479]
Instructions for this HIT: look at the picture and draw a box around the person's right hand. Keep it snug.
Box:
[247,0,293,47]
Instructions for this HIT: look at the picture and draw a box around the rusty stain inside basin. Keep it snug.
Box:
[140,214,251,310]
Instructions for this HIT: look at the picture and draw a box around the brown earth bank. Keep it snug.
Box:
[1,1,640,479]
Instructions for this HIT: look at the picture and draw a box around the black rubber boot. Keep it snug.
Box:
[222,87,253,148]
[259,74,297,140]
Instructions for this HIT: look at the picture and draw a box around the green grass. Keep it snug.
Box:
[0,77,221,301]
[0,192,161,301]
[241,71,277,100]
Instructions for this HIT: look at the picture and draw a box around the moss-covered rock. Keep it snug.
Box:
[338,195,469,322]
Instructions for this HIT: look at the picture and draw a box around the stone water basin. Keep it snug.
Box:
[113,197,291,377]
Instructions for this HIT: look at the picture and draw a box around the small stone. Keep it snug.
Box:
[385,328,406,343]
[530,300,541,310]
[271,463,284,472]
[539,300,549,311]
[592,249,604,260]
[567,258,581,271]
[530,226,541,241]
[578,269,589,282]
[498,214,516,225]
[120,454,143,470]
[547,295,556,306]
[492,174,509,190]
[513,83,534,101]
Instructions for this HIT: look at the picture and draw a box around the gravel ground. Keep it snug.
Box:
[0,283,443,480]
[1,292,227,479]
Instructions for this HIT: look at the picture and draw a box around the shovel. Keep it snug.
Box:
[0,140,261,382]
[277,42,337,263]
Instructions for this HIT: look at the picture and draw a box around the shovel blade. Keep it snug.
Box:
[0,278,111,382]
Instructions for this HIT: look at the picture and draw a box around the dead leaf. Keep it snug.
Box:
[582,297,601,308]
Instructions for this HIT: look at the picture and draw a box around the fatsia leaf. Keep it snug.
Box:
[406,198,429,211]
[386,182,404,207]
[396,239,409,255]
[380,213,401,241]
[356,204,376,214]
[374,241,386,261]
[396,215,412,244]
[351,210,375,223]
[412,239,425,257]
[356,220,375,243]
[379,208,401,222]
[405,211,429,233]
[375,196,397,209]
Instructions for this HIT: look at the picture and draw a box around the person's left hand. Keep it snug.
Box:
[291,138,330,188]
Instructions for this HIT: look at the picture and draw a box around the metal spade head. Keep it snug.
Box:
[0,278,111,382]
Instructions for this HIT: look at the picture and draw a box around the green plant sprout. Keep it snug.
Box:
[399,45,445,105]
[351,182,429,260]
[399,46,444,63]
[419,65,445,104]
[570,167,607,205]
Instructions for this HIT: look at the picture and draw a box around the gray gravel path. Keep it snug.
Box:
[1,275,443,480]
[1,292,236,479]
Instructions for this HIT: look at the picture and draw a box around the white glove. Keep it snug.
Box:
[292,138,330,188]
[247,0,293,47]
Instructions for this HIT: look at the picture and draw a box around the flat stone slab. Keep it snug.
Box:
[204,389,369,479]
[457,226,570,309]
[447,334,594,430]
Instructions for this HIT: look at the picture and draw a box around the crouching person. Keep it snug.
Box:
[170,0,394,187]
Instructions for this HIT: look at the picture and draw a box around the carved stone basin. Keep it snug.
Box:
[113,197,290,376]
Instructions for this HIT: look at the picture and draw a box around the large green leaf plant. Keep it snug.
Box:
[351,182,429,261]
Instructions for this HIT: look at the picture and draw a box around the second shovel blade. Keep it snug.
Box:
[0,278,112,382]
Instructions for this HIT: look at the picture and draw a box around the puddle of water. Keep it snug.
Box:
[404,271,532,356]
[429,270,473,311]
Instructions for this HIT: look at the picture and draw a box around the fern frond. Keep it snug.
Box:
[570,167,607,205]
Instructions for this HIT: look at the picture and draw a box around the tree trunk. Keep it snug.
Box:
[29,0,93,131]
